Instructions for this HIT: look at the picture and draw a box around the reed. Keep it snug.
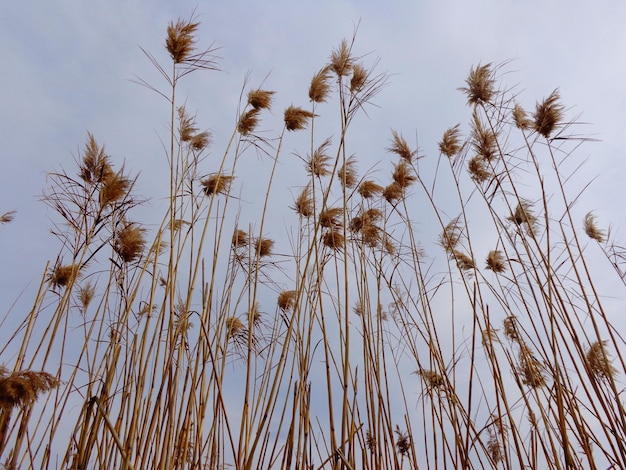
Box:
[0,18,624,470]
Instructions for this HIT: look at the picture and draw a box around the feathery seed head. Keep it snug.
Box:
[166,19,199,64]
[201,174,233,196]
[178,107,198,142]
[80,133,113,184]
[503,316,521,343]
[255,237,274,257]
[309,66,333,103]
[284,106,315,131]
[467,156,491,183]
[330,39,353,77]
[394,426,411,457]
[339,156,358,188]
[517,345,547,388]
[238,108,261,135]
[439,124,462,158]
[358,180,384,198]
[583,212,605,243]
[512,103,532,130]
[232,229,248,249]
[323,230,345,250]
[388,130,416,162]
[113,223,146,263]
[225,316,245,339]
[49,263,80,288]
[293,185,314,218]
[439,218,463,253]
[471,111,497,161]
[508,201,537,230]
[392,161,416,188]
[461,63,495,105]
[0,211,16,224]
[0,369,60,410]
[534,89,564,138]
[79,281,96,311]
[247,89,275,110]
[319,207,343,228]
[486,250,506,273]
[308,139,332,177]
[189,131,211,152]
[586,340,616,382]
[453,250,475,271]
[99,170,132,208]
[383,182,404,203]
[350,63,368,93]
[277,290,297,312]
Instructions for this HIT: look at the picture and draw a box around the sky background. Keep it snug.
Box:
[1,0,625,299]
[1,1,625,466]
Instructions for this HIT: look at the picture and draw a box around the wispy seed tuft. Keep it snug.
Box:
[586,340,616,382]
[49,263,80,288]
[330,39,353,77]
[485,250,506,273]
[166,19,199,64]
[308,139,332,177]
[284,106,315,131]
[309,66,333,103]
[201,174,233,196]
[339,156,358,189]
[512,103,532,130]
[461,63,495,105]
[238,108,261,135]
[533,89,564,138]
[255,237,274,257]
[388,130,416,162]
[358,180,384,199]
[439,124,462,158]
[0,369,60,410]
[247,89,275,110]
[113,223,147,263]
[277,290,297,312]
[583,212,605,243]
[293,185,314,218]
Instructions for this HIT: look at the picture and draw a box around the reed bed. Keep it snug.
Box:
[0,18,624,469]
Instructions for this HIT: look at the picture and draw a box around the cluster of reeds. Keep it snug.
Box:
[0,18,624,470]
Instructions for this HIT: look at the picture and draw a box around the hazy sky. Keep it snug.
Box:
[2,1,625,293]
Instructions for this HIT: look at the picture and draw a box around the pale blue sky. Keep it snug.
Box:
[2,0,624,345]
